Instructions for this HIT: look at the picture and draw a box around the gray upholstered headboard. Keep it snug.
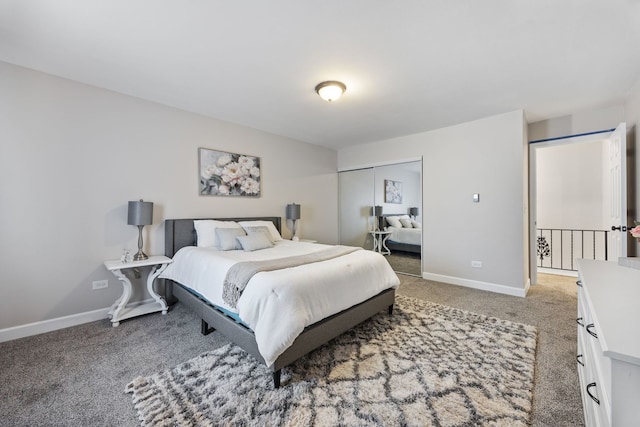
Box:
[164,217,282,257]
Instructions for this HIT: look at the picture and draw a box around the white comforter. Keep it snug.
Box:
[387,226,422,246]
[160,240,400,367]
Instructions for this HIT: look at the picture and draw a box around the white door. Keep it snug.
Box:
[607,122,627,261]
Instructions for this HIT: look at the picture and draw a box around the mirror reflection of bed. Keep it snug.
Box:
[381,214,422,276]
[338,160,422,277]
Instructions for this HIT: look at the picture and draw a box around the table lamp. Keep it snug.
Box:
[374,205,383,231]
[128,199,153,261]
[286,203,301,241]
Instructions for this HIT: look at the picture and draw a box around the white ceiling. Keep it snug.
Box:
[2,1,640,150]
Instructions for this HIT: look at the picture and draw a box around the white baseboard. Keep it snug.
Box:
[537,267,578,277]
[422,272,529,298]
[0,298,154,343]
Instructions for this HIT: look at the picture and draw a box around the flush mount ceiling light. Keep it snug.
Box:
[315,81,346,102]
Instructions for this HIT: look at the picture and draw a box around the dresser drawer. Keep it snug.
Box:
[577,332,594,426]
[585,326,611,408]
[578,335,611,426]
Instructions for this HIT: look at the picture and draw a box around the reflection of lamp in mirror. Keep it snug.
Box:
[374,205,383,231]
[286,203,301,241]
[128,199,153,261]
[409,207,419,220]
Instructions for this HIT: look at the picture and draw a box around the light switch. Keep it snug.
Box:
[473,193,480,203]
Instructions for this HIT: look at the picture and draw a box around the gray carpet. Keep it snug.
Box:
[0,275,583,426]
[126,295,537,426]
[385,251,421,276]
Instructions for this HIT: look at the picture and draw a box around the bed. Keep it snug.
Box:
[162,217,399,388]
[382,214,422,254]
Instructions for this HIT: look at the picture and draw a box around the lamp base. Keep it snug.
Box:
[133,250,148,261]
[133,225,148,261]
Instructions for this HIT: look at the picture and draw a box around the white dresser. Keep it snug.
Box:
[576,259,640,427]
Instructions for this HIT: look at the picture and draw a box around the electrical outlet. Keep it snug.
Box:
[92,280,108,290]
[471,261,482,268]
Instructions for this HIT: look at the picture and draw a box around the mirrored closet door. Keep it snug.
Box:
[338,160,422,276]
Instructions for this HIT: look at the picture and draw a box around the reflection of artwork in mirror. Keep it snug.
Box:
[385,179,402,204]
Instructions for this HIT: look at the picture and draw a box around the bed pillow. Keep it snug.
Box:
[411,220,421,228]
[399,218,413,228]
[243,225,276,243]
[385,216,402,228]
[237,233,274,252]
[215,227,247,250]
[194,220,242,248]
[238,220,283,242]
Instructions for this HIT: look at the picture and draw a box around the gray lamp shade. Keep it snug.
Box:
[409,207,419,217]
[127,200,153,226]
[286,203,301,220]
[374,205,383,216]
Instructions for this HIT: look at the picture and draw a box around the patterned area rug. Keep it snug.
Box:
[126,295,537,426]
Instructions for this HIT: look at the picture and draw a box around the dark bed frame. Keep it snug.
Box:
[164,217,395,389]
[380,214,421,254]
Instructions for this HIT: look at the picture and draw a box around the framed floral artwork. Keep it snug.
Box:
[384,179,402,204]
[199,148,261,197]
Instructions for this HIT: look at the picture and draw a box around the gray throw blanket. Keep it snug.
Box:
[222,246,362,308]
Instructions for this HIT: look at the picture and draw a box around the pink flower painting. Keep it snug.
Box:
[199,148,261,197]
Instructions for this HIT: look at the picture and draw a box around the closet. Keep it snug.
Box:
[338,160,422,276]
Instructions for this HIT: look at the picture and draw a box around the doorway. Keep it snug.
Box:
[529,124,627,285]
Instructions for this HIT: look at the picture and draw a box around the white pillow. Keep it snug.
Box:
[411,220,421,229]
[238,220,282,242]
[215,228,246,251]
[386,216,402,228]
[194,220,242,248]
[399,218,413,228]
[237,233,274,252]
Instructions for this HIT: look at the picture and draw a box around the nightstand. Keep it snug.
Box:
[104,255,172,327]
[369,231,392,255]
[298,239,318,243]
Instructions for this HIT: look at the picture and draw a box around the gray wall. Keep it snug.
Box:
[339,110,529,295]
[0,61,339,330]
[528,105,625,142]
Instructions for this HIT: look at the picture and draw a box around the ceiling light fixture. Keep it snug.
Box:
[315,81,346,102]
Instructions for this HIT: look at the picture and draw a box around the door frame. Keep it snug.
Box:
[528,129,615,285]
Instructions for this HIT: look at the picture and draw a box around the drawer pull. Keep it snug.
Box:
[586,323,598,339]
[586,382,600,405]
[576,317,584,327]
[576,354,584,366]
[576,280,583,287]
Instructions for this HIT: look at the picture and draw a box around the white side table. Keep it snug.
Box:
[370,231,392,255]
[104,255,172,327]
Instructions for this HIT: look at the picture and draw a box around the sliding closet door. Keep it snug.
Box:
[339,168,374,248]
